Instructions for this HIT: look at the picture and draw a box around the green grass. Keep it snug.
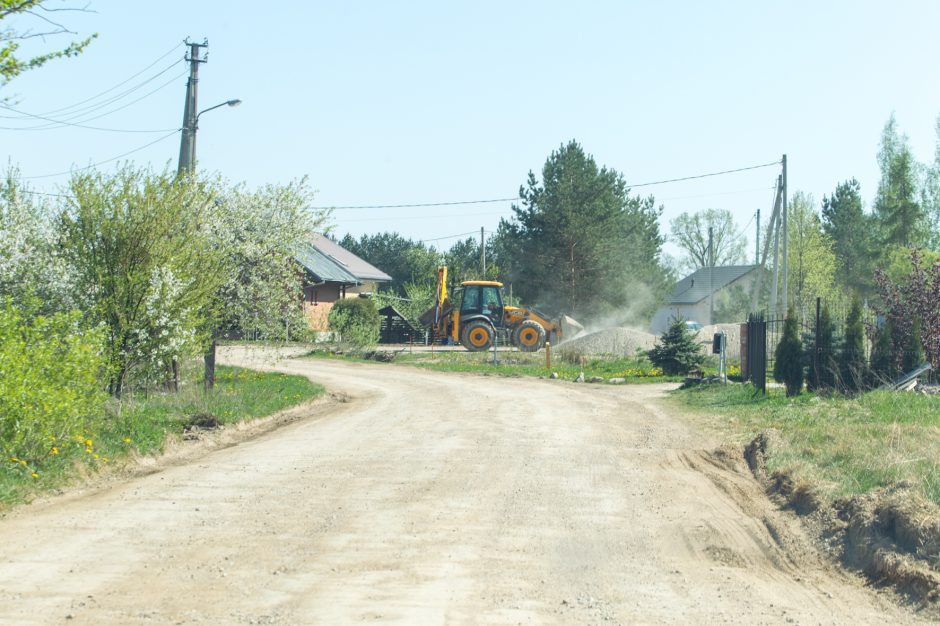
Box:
[304,347,685,383]
[674,384,940,505]
[0,364,323,508]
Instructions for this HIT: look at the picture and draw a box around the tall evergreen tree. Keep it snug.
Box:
[903,316,926,373]
[773,309,804,397]
[498,140,671,321]
[870,317,896,385]
[821,179,874,297]
[840,297,867,393]
[874,114,925,248]
[807,304,836,392]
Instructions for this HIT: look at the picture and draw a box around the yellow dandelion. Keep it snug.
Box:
[102,457,108,462]
[123,438,132,444]
[85,439,93,447]
[31,473,39,478]
[20,460,27,466]
[85,448,92,454]
[50,447,58,455]
[93,454,99,460]
[9,457,18,463]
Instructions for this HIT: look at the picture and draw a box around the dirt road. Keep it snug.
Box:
[0,347,927,625]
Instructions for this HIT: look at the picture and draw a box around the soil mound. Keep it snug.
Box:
[557,327,656,358]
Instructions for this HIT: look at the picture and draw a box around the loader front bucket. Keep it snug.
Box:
[559,315,584,341]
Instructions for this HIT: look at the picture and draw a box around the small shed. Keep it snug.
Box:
[378,305,422,344]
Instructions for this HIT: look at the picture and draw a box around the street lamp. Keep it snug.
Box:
[177,98,241,173]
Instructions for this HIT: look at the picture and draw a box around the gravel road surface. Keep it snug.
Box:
[0,346,927,625]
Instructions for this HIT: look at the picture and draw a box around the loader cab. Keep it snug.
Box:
[459,281,504,323]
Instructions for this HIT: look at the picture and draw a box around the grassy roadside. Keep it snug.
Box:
[1,364,323,508]
[304,347,687,383]
[672,383,940,505]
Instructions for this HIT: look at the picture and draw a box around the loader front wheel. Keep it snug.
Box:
[513,320,546,352]
[461,320,494,352]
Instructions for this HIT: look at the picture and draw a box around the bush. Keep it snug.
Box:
[647,317,705,376]
[773,309,804,397]
[328,298,380,352]
[0,301,106,463]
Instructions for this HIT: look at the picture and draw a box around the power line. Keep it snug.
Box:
[22,130,180,180]
[314,159,781,210]
[316,197,517,210]
[0,63,185,131]
[0,42,183,120]
[628,160,780,188]
[418,230,485,243]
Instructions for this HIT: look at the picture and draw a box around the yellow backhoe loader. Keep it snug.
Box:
[418,266,583,352]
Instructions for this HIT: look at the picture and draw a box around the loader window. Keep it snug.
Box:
[482,286,503,319]
[461,286,481,313]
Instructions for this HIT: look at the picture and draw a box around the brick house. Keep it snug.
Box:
[294,234,392,332]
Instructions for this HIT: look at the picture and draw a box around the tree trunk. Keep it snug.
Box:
[204,339,217,392]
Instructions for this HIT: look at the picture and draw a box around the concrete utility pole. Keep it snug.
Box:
[177,39,207,174]
[781,154,788,315]
[481,226,486,276]
[708,226,714,324]
[755,208,760,265]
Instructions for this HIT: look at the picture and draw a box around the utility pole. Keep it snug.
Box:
[708,226,714,324]
[177,39,207,174]
[481,226,486,276]
[781,153,788,315]
[755,208,760,265]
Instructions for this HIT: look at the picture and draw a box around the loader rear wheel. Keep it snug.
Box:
[461,320,493,352]
[513,320,546,352]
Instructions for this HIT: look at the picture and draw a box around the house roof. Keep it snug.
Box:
[295,234,392,285]
[668,265,758,305]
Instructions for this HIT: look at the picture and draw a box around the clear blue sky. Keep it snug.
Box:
[4,1,940,259]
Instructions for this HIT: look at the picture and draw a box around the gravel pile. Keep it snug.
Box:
[557,327,657,358]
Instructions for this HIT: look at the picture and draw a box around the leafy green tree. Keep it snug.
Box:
[821,179,875,297]
[59,167,223,397]
[497,140,671,322]
[786,192,840,317]
[773,309,803,397]
[923,115,940,249]
[669,208,747,273]
[328,298,380,353]
[874,114,925,248]
[647,317,705,376]
[1,1,96,90]
[840,297,867,393]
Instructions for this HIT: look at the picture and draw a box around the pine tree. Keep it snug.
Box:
[773,309,804,397]
[840,298,867,393]
[647,317,705,376]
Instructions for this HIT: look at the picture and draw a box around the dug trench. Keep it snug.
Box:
[722,429,940,608]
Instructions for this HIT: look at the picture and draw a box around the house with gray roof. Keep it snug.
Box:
[650,265,759,333]
[294,234,392,331]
